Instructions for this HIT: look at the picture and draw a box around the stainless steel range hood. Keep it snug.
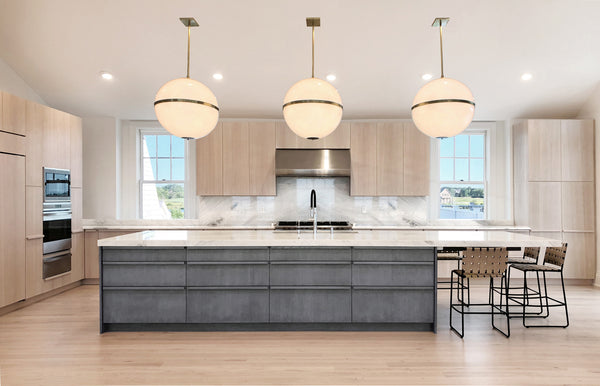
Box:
[275,149,351,177]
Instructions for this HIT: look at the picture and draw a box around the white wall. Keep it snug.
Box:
[82,116,120,219]
[0,57,45,104]
[576,81,600,287]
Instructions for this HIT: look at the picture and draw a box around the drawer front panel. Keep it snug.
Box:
[352,263,434,287]
[352,288,434,323]
[187,288,269,323]
[187,263,268,286]
[102,248,185,262]
[187,248,269,262]
[270,247,351,262]
[270,288,351,323]
[270,263,351,286]
[102,262,186,287]
[103,288,186,323]
[352,248,434,262]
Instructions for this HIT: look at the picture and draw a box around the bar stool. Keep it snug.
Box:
[508,243,569,328]
[438,247,470,304]
[450,247,510,338]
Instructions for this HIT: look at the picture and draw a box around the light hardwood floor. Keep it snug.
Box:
[0,283,599,385]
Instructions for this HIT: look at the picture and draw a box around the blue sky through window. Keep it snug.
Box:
[142,134,185,182]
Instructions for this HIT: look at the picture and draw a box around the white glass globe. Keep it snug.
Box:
[283,78,343,140]
[411,77,475,138]
[154,77,219,139]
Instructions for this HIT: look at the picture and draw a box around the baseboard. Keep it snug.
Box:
[0,280,82,316]
[82,278,99,285]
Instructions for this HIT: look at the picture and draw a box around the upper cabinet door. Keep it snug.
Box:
[323,122,350,149]
[43,108,70,170]
[376,122,404,196]
[196,123,223,196]
[70,115,83,188]
[350,122,377,196]
[1,92,27,136]
[248,122,276,196]
[403,122,430,196]
[25,101,46,186]
[527,120,561,181]
[560,119,594,182]
[222,121,250,195]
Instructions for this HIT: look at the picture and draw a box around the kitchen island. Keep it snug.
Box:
[98,230,560,333]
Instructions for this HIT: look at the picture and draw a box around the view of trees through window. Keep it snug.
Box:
[439,133,486,219]
[141,133,185,219]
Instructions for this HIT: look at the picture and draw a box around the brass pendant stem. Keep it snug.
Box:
[186,25,191,78]
[439,24,444,78]
[311,26,315,78]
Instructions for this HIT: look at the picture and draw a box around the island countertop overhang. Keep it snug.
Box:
[98,229,562,248]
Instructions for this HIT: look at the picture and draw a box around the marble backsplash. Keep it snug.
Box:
[195,177,428,226]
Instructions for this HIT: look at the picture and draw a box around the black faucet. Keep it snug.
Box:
[310,189,317,238]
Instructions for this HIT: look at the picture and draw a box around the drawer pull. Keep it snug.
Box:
[187,261,268,265]
[352,286,434,290]
[188,286,269,290]
[352,262,433,265]
[103,286,185,290]
[270,286,350,290]
[271,261,349,265]
[103,261,185,265]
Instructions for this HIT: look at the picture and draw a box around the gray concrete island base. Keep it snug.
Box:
[99,246,437,333]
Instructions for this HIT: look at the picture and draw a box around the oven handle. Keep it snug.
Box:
[43,212,72,221]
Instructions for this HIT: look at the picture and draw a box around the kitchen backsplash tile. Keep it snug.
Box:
[196,177,428,226]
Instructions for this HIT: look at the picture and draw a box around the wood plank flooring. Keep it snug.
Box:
[0,283,599,385]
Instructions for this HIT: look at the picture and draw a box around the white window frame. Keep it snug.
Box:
[138,127,192,219]
[431,123,493,220]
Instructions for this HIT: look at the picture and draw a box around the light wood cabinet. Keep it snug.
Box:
[0,152,26,307]
[70,232,85,282]
[25,186,43,237]
[70,115,83,188]
[1,92,27,136]
[25,238,44,298]
[0,130,26,156]
[561,182,595,232]
[43,108,70,170]
[376,122,404,195]
[249,121,276,195]
[25,101,46,186]
[196,123,223,195]
[403,122,430,196]
[71,187,83,232]
[222,121,250,195]
[276,121,350,149]
[527,182,562,232]
[562,232,596,279]
[84,230,99,279]
[350,122,377,196]
[527,120,561,181]
[561,120,594,182]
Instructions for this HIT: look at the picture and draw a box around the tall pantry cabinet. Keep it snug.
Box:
[513,119,595,279]
[0,91,83,310]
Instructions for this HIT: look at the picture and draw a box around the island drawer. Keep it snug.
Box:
[352,248,434,262]
[187,262,269,286]
[187,287,269,323]
[102,247,185,262]
[103,287,186,323]
[351,287,434,323]
[270,287,351,323]
[352,262,434,287]
[270,262,351,286]
[102,262,186,287]
[187,248,269,262]
[270,247,351,262]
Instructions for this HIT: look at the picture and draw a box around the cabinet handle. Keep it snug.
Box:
[103,286,185,290]
[270,261,349,265]
[270,286,350,290]
[102,261,185,265]
[352,286,434,290]
[352,261,433,265]
[187,261,268,265]
[188,286,269,290]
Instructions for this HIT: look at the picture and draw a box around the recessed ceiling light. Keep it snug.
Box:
[521,73,533,81]
[422,73,433,81]
[212,73,223,80]
[100,71,113,80]
[326,74,336,82]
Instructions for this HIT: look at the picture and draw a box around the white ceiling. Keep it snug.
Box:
[1,0,599,121]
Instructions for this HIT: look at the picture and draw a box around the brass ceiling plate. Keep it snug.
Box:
[432,17,449,27]
[179,17,199,27]
[306,17,321,27]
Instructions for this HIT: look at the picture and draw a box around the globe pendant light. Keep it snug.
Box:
[411,18,475,139]
[154,18,219,140]
[283,17,343,140]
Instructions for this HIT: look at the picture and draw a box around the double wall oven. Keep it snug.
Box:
[42,168,72,279]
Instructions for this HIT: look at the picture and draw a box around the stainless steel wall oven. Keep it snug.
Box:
[42,168,72,278]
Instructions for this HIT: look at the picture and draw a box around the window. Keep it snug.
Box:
[140,133,185,219]
[439,132,486,219]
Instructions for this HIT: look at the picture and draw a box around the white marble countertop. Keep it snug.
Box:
[98,229,560,248]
